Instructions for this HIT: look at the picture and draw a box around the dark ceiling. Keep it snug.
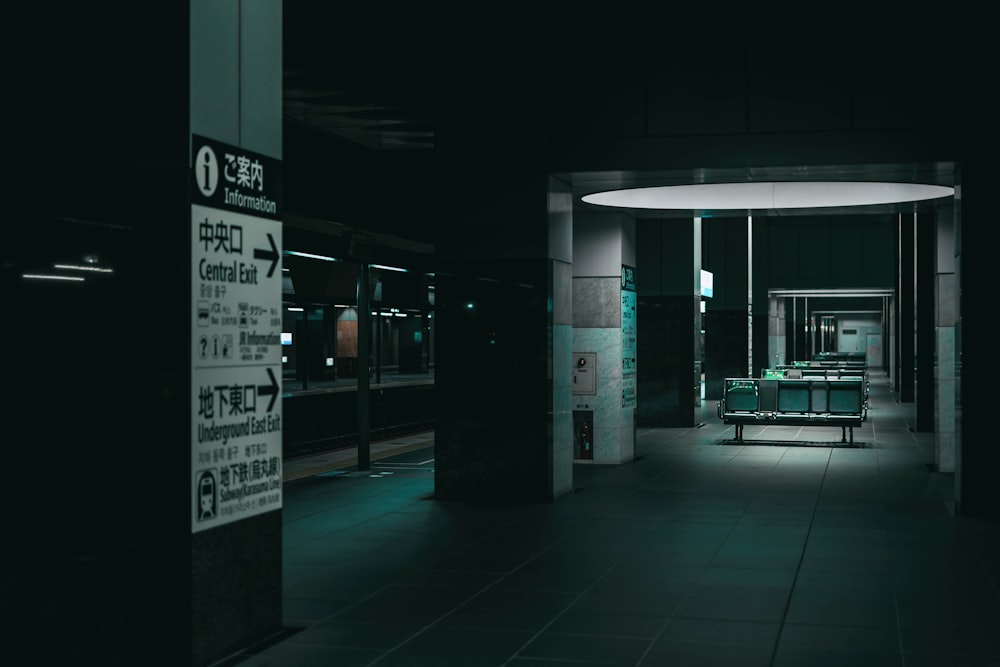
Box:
[280,5,959,223]
[281,3,672,154]
[283,3,447,151]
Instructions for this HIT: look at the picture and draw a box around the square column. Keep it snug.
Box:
[935,203,957,473]
[572,213,636,464]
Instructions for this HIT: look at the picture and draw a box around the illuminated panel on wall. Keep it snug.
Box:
[700,269,714,298]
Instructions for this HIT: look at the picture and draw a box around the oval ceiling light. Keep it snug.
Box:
[580,182,955,210]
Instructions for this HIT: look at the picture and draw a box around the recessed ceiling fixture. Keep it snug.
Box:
[581,182,954,210]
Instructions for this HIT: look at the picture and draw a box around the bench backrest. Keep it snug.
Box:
[828,379,864,414]
[724,380,759,412]
[777,380,810,412]
[723,376,864,418]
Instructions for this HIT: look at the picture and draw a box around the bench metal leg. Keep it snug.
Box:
[735,424,743,443]
[842,426,847,443]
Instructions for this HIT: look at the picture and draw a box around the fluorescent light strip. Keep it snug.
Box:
[769,288,894,298]
[285,250,338,262]
[54,264,113,273]
[287,307,304,312]
[23,274,85,281]
[371,264,407,272]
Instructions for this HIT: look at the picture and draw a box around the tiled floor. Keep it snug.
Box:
[226,371,1000,667]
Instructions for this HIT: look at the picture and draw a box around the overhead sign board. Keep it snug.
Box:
[191,135,283,533]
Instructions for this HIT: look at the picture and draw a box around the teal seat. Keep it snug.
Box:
[777,382,810,412]
[829,381,862,414]
[725,381,758,412]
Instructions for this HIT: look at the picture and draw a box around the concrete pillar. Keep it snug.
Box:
[916,211,936,433]
[189,3,284,665]
[702,216,751,399]
[935,204,957,473]
[432,65,558,502]
[768,296,787,371]
[572,212,637,464]
[636,218,701,427]
[7,4,283,665]
[954,154,997,518]
[896,213,916,402]
[550,179,574,496]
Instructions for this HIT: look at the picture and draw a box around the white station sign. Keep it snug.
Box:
[190,135,283,533]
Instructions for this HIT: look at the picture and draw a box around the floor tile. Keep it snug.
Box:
[518,631,652,665]
[657,617,781,646]
[543,609,669,638]
[783,582,898,627]
[776,622,900,652]
[771,644,903,667]
[641,638,775,667]
[672,583,792,623]
[286,621,423,649]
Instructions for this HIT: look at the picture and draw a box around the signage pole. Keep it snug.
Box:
[357,263,371,471]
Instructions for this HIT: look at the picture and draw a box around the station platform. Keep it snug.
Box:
[222,371,1000,666]
[282,431,436,484]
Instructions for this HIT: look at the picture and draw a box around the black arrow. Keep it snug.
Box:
[258,367,279,412]
[253,232,280,277]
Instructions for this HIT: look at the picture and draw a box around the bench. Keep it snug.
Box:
[770,362,869,404]
[812,351,866,363]
[717,376,868,445]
